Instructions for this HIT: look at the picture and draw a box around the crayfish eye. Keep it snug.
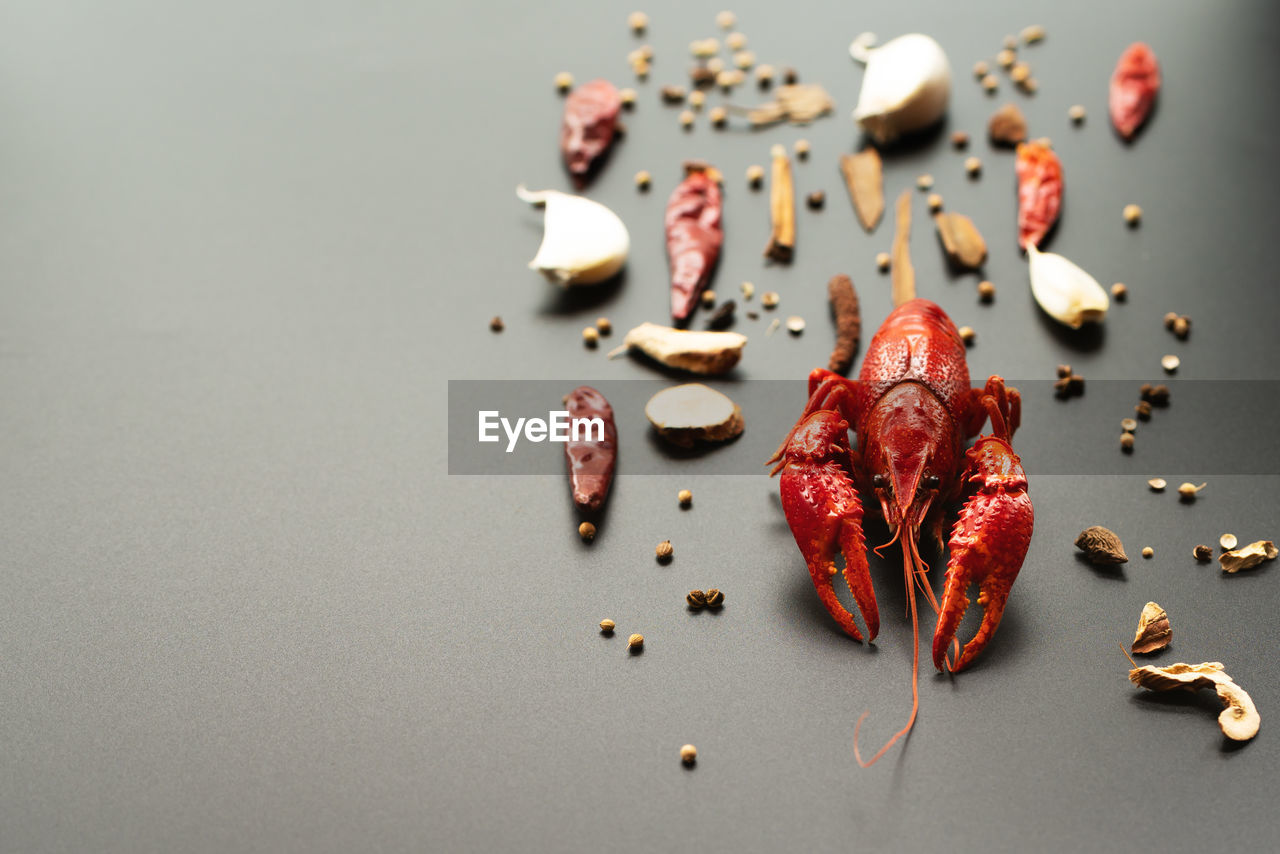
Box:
[872,474,886,490]
[924,474,940,490]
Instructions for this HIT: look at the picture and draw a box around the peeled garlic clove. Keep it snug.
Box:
[517,186,629,286]
[1027,244,1109,328]
[850,33,951,145]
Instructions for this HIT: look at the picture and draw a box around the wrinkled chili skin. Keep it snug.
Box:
[561,80,622,186]
[1015,142,1063,250]
[665,165,724,323]
[1110,43,1160,140]
[563,386,617,513]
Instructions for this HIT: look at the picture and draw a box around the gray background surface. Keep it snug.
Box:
[3,1,1280,852]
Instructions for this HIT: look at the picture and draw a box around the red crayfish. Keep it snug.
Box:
[767,294,1033,766]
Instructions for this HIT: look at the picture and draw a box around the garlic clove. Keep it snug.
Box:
[850,33,951,145]
[1027,244,1109,328]
[517,186,629,286]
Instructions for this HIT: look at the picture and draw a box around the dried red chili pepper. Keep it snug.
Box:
[1015,141,1063,250]
[665,162,724,323]
[561,79,622,187]
[563,386,617,513]
[1110,43,1160,140]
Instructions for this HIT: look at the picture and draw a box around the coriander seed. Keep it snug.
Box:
[965,156,982,176]
[951,130,970,148]
[680,110,695,128]
[596,317,612,335]
[579,521,597,541]
[876,251,891,271]
[709,105,728,127]
[916,173,934,190]
[1123,203,1142,225]
[555,71,574,92]
[681,743,697,765]
[1161,354,1180,373]
[733,50,755,70]
[761,291,780,308]
[701,289,717,307]
[688,90,705,109]
[794,138,811,158]
[746,164,764,187]
[628,11,648,33]
[1178,482,1206,501]
[1193,544,1213,561]
[678,489,693,507]
[634,170,652,190]
[726,33,747,52]
[628,633,644,652]
[978,280,996,302]
[1003,34,1018,50]
[1120,433,1134,452]
[1163,311,1178,329]
[927,192,943,212]
[716,10,736,29]
[599,618,616,633]
[1135,400,1153,420]
[1121,418,1138,433]
[806,190,825,210]
[706,57,725,74]
[973,60,990,78]
[997,48,1015,67]
[1069,104,1086,123]
[1220,533,1238,550]
[959,326,975,345]
[583,327,599,347]
[1142,547,1154,558]
[1111,282,1128,301]
[656,539,674,561]
[982,73,999,92]
[660,85,686,104]
[1172,316,1190,339]
[1057,364,1072,378]
[490,316,504,332]
[1010,63,1031,84]
[620,88,638,108]
[786,315,805,334]
[756,64,774,87]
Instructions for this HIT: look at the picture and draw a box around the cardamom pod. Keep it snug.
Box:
[1074,525,1128,564]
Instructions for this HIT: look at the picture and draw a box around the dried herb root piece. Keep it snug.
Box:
[1075,525,1128,564]
[988,102,1028,146]
[1129,662,1260,742]
[890,190,915,306]
[839,149,884,232]
[934,211,988,270]
[746,84,835,126]
[764,145,795,263]
[645,383,744,448]
[1131,601,1171,655]
[826,274,861,375]
[563,387,618,513]
[608,322,746,375]
[1219,540,1278,574]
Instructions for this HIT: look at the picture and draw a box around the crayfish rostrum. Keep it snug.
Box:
[767,295,1033,766]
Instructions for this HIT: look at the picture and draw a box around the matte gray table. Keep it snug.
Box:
[4,2,1279,852]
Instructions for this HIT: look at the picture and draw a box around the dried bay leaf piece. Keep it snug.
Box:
[1075,525,1128,564]
[645,383,744,448]
[839,149,884,232]
[1131,602,1171,654]
[608,323,746,375]
[934,211,988,269]
[1219,540,1278,574]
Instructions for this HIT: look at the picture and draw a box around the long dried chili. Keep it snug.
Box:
[563,386,617,513]
[1109,43,1160,140]
[561,79,622,187]
[665,162,724,323]
[1015,141,1063,250]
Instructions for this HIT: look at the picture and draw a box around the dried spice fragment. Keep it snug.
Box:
[1110,43,1160,140]
[839,149,884,232]
[1132,602,1171,654]
[1075,525,1128,564]
[746,84,835,126]
[890,190,916,307]
[706,300,736,330]
[826,275,861,375]
[1129,662,1259,742]
[686,589,707,609]
[934,212,988,269]
[645,383,745,448]
[561,79,623,187]
[1219,540,1278,574]
[563,387,618,514]
[705,589,725,607]
[764,145,796,262]
[988,103,1028,146]
[609,323,746,375]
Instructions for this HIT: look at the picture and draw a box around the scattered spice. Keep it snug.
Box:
[1193,544,1213,561]
[490,316,504,332]
[1123,203,1142,225]
[746,164,764,188]
[826,274,861,375]
[965,156,982,177]
[691,38,719,58]
[794,138,811,159]
[680,110,695,128]
[1110,43,1161,140]
[927,193,944,212]
[958,326,975,345]
[666,162,724,321]
[761,291,779,308]
[1220,540,1278,574]
[1010,63,1031,86]
[1053,373,1085,398]
[681,743,698,765]
[705,589,725,607]
[599,618,615,633]
[734,51,756,70]
[782,67,799,84]
[635,170,652,190]
[934,211,988,269]
[951,130,970,148]
[656,540,674,561]
[875,252,891,271]
[786,315,805,334]
[745,84,834,126]
[579,521,597,541]
[555,71,574,92]
[982,74,999,93]
[661,85,687,104]
[1142,547,1154,558]
[628,11,648,33]
[1128,661,1259,742]
[973,60,989,79]
[709,105,728,127]
[690,67,716,88]
[564,387,618,513]
[628,633,645,652]
[1075,525,1128,564]
[1132,602,1172,654]
[1172,316,1190,339]
[688,90,705,109]
[766,318,781,336]
[716,10,736,29]
[1121,418,1137,433]
[806,190,825,210]
[1135,401,1152,420]
[839,148,885,232]
[1120,433,1134,452]
[1142,384,1171,406]
[645,383,745,447]
[1178,482,1206,502]
[1220,533,1238,550]
[608,323,746,375]
[740,281,754,300]
[701,289,717,307]
[678,489,693,507]
[583,327,600,347]
[978,280,996,302]
[706,300,736,330]
[755,64,774,87]
[1163,311,1178,329]
[1016,141,1063,249]
[1057,364,1072,378]
[1148,478,1166,491]
[686,589,707,609]
[1068,104,1086,123]
[916,173,934,190]
[1111,282,1128,300]
[620,88,637,109]
[989,103,1028,146]
[1002,35,1018,50]
[1021,24,1046,44]
[996,48,1016,68]
[595,317,612,336]
[726,32,747,51]
[1161,354,1179,373]
[764,145,796,262]
[561,80,622,187]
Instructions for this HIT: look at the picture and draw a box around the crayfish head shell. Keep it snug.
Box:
[863,384,957,532]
